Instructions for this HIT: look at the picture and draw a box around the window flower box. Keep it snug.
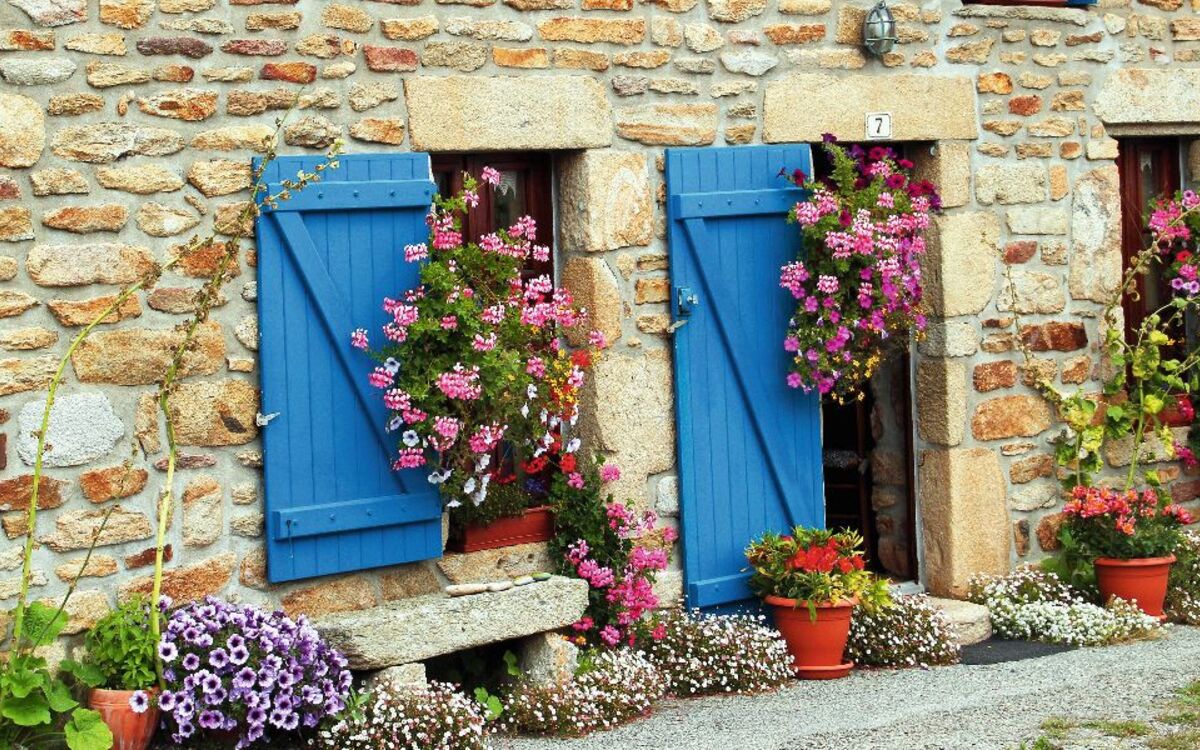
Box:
[447,504,556,553]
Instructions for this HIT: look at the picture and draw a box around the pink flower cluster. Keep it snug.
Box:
[1148,191,1200,297]
[779,138,936,402]
[568,499,674,648]
[356,169,605,509]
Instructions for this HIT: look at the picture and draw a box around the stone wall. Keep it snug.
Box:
[2,0,1200,639]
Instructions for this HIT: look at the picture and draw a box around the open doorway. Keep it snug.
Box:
[812,142,919,582]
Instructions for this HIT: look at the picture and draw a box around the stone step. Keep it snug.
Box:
[927,596,993,646]
[313,574,588,670]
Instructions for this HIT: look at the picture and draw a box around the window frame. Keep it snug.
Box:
[430,153,555,279]
[1117,137,1184,350]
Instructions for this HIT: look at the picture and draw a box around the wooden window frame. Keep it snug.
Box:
[430,153,555,278]
[1117,137,1183,348]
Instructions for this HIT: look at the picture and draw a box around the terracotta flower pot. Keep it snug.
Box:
[766,595,856,680]
[1094,554,1176,620]
[88,688,159,750]
[447,505,555,553]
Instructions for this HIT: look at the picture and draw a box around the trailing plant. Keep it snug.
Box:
[310,682,489,750]
[1167,528,1200,624]
[157,596,352,747]
[745,527,891,618]
[967,567,1161,647]
[845,594,961,668]
[779,135,938,403]
[358,168,606,511]
[79,597,159,692]
[548,451,674,648]
[1060,484,1193,560]
[636,609,794,696]
[450,475,536,529]
[499,649,666,738]
[149,129,343,680]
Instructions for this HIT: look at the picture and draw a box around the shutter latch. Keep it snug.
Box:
[256,412,280,427]
[676,286,699,317]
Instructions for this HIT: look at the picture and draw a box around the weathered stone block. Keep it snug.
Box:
[47,294,142,327]
[916,359,966,447]
[971,395,1052,441]
[437,542,553,584]
[41,507,152,552]
[162,379,259,446]
[919,448,1009,597]
[79,465,148,502]
[282,574,378,618]
[0,93,45,168]
[16,393,124,468]
[71,321,225,385]
[923,212,998,317]
[1000,269,1066,314]
[520,632,579,685]
[1095,68,1200,127]
[616,103,717,145]
[51,123,184,163]
[405,75,611,151]
[558,150,652,255]
[975,163,1047,205]
[182,474,222,547]
[0,474,66,512]
[0,356,57,396]
[315,576,588,669]
[120,552,236,603]
[559,257,623,346]
[1069,166,1121,304]
[764,74,977,142]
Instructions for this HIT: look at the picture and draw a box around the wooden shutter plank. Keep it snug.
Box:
[666,145,824,610]
[256,154,442,583]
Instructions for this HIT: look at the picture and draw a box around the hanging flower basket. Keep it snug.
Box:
[778,136,939,403]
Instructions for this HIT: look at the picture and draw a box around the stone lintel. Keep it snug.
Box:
[763,74,978,143]
[403,75,612,152]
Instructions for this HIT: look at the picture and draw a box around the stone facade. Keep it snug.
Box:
[2,0,1200,645]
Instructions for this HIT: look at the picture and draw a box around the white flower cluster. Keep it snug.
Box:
[1167,529,1200,625]
[313,682,489,750]
[845,595,961,668]
[499,649,667,737]
[638,610,794,696]
[968,567,1162,647]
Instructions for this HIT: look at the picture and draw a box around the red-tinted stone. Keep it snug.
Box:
[222,39,289,56]
[0,434,6,472]
[1173,480,1200,503]
[136,37,214,58]
[1008,95,1043,116]
[1019,321,1087,352]
[153,64,195,82]
[0,177,20,200]
[154,453,217,470]
[124,544,173,570]
[260,61,317,83]
[1004,241,1037,264]
[363,45,418,72]
[0,475,66,512]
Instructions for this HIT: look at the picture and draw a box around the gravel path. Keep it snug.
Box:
[499,626,1200,750]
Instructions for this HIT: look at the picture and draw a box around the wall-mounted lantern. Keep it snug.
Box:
[863,1,898,57]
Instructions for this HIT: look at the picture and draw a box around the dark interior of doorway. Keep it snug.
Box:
[821,354,918,581]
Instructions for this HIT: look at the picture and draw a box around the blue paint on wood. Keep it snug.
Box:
[665,145,824,610]
[254,153,443,583]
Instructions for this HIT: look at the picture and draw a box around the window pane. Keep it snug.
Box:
[491,169,527,232]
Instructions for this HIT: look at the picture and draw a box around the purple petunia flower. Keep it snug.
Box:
[233,667,256,690]
[157,691,177,712]
[159,642,178,662]
[229,645,250,665]
[198,710,224,730]
[209,648,229,670]
[128,690,150,714]
[201,673,221,695]
[182,653,201,672]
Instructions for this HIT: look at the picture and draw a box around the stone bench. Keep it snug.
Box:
[314,574,588,678]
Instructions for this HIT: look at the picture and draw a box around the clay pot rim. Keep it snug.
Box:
[89,687,159,698]
[763,595,858,609]
[1094,555,1177,567]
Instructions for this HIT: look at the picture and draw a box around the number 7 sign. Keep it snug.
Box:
[865,112,892,140]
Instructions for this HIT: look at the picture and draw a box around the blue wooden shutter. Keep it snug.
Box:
[255,153,442,583]
[665,145,824,610]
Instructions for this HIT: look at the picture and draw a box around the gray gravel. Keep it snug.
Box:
[498,626,1200,750]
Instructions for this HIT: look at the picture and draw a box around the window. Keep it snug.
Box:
[1117,138,1187,353]
[431,153,554,278]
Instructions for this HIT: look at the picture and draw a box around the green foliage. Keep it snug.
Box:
[63,708,114,750]
[82,596,158,691]
[744,527,891,618]
[449,478,535,530]
[1166,530,1200,623]
[472,686,504,721]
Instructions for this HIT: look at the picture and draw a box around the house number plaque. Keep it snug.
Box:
[865,112,892,140]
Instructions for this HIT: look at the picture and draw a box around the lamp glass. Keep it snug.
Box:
[863,2,897,57]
